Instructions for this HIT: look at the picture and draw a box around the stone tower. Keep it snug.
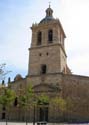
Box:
[28,5,70,76]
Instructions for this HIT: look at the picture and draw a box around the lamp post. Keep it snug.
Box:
[33,97,37,125]
[33,104,35,125]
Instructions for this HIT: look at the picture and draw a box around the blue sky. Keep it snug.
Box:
[0,0,89,83]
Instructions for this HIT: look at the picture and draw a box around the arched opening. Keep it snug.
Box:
[14,97,18,107]
[2,112,6,119]
[39,106,48,122]
[37,95,49,122]
[41,65,47,74]
[48,29,53,43]
[37,31,42,45]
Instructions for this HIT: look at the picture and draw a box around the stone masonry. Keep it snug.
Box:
[0,5,89,123]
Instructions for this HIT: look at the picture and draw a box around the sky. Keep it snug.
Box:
[0,0,89,83]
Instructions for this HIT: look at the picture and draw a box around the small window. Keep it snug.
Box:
[48,29,53,43]
[41,65,47,74]
[37,31,42,45]
[46,52,49,56]
[39,53,42,56]
[14,97,18,107]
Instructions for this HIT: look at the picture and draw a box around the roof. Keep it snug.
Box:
[39,16,56,24]
[39,5,56,24]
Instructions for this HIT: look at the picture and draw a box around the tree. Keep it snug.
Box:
[18,84,34,125]
[0,63,11,82]
[37,93,49,105]
[66,97,74,112]
[50,96,66,122]
[51,97,66,111]
[0,87,16,125]
[65,97,75,122]
[18,94,27,124]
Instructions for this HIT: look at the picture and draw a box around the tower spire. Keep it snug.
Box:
[49,1,51,8]
[46,2,53,17]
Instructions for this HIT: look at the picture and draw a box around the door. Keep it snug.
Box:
[39,107,48,122]
[2,112,5,119]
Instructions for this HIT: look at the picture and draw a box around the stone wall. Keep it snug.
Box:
[1,73,89,122]
[27,73,89,122]
[29,45,62,76]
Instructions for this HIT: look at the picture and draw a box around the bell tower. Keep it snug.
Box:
[28,6,70,76]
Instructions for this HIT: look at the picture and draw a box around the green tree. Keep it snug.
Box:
[51,97,66,111]
[18,84,34,125]
[0,87,16,125]
[37,93,49,105]
[66,97,74,113]
[18,94,27,124]
[50,96,66,122]
[65,97,74,122]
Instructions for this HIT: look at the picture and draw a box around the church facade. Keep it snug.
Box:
[0,5,89,123]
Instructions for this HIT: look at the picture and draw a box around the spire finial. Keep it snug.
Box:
[46,2,53,17]
[49,1,51,8]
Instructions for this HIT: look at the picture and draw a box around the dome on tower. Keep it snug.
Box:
[39,5,56,24]
[14,74,23,81]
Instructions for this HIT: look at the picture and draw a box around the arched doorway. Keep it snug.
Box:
[39,106,48,122]
[2,112,6,120]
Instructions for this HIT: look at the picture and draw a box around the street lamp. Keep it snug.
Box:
[33,104,35,125]
[33,99,37,125]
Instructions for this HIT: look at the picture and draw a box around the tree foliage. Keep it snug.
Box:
[19,95,27,108]
[18,84,34,108]
[0,88,16,107]
[37,93,49,105]
[66,97,75,113]
[26,84,34,99]
[51,97,67,111]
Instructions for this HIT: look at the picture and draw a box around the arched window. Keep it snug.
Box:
[48,29,53,43]
[14,97,18,107]
[41,64,47,74]
[37,31,42,45]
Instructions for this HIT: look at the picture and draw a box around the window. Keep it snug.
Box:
[46,52,49,56]
[41,65,47,74]
[48,29,53,43]
[39,53,42,56]
[49,11,51,16]
[37,31,42,45]
[14,97,18,107]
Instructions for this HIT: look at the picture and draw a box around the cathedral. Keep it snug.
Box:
[0,5,89,123]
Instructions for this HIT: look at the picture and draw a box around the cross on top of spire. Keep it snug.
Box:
[39,2,54,24]
[46,2,53,17]
[49,1,51,8]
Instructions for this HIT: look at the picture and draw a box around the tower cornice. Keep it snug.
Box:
[29,43,67,57]
[31,19,66,38]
